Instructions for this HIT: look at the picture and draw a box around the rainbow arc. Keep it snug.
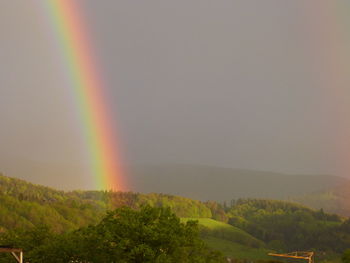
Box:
[44,0,125,190]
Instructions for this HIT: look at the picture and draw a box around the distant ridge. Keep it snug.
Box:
[2,161,350,216]
[291,181,350,216]
[128,164,349,202]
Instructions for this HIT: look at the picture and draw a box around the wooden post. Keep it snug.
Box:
[0,248,23,263]
[268,251,314,263]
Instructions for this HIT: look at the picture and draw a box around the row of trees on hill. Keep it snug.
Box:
[226,199,349,255]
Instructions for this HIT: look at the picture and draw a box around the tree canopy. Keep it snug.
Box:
[0,206,223,262]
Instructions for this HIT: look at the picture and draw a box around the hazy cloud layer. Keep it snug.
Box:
[1,0,349,189]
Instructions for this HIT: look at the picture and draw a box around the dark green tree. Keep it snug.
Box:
[343,249,350,263]
[30,206,223,262]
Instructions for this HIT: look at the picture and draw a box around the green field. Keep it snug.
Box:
[182,218,263,247]
[181,218,273,260]
[204,236,272,260]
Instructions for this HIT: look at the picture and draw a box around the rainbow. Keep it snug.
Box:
[41,0,126,190]
[303,1,350,178]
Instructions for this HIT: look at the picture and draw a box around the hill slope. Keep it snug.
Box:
[181,218,264,248]
[204,237,272,261]
[181,218,272,260]
[0,173,215,232]
[291,182,350,217]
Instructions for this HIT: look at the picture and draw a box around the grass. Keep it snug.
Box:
[181,218,273,260]
[203,236,273,260]
[181,218,264,248]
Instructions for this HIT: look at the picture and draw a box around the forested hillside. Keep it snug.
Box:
[0,173,213,232]
[1,173,350,261]
[227,199,348,256]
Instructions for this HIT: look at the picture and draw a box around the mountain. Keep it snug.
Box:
[2,159,348,206]
[2,161,349,217]
[128,164,349,202]
[291,182,350,217]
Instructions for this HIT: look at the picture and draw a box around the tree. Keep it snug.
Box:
[30,206,223,262]
[343,249,350,263]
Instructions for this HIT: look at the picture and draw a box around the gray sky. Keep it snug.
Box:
[1,0,350,189]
